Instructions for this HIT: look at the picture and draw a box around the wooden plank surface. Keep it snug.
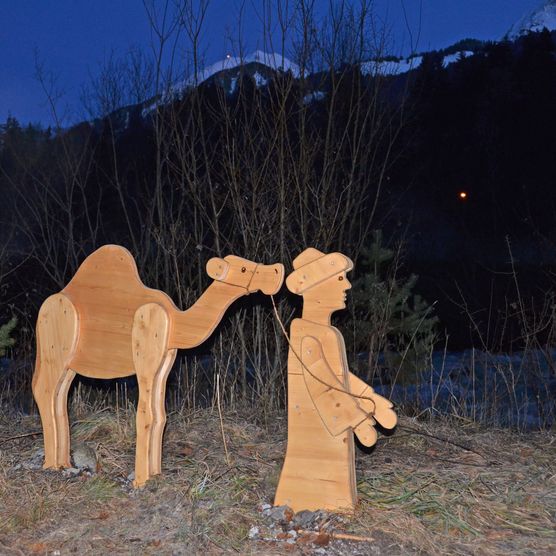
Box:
[275,247,397,512]
[275,319,357,512]
[32,294,79,468]
[34,244,284,487]
[63,245,177,378]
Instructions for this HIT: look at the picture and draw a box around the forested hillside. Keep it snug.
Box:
[1,30,556,362]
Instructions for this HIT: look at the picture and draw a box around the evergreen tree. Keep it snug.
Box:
[0,317,16,357]
[351,231,438,384]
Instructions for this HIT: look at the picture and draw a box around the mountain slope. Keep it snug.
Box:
[506,0,556,38]
[139,51,299,117]
[176,50,299,92]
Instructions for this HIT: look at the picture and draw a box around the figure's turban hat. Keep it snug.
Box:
[286,248,353,295]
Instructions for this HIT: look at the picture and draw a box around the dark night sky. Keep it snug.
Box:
[0,1,542,125]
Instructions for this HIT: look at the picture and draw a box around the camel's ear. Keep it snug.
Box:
[206,258,230,281]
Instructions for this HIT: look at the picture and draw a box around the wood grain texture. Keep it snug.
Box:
[63,245,176,378]
[32,244,284,486]
[286,252,353,294]
[274,248,397,512]
[32,294,79,469]
[301,336,370,436]
[132,303,172,487]
[274,319,357,511]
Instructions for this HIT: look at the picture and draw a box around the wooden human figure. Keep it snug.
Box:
[274,248,397,512]
[32,245,284,486]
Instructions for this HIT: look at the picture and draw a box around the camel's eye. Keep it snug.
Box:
[241,267,246,273]
[338,276,344,281]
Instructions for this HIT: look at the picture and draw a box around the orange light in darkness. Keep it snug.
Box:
[459,191,468,200]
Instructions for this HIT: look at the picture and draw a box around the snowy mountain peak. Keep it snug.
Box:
[506,0,556,39]
[141,51,300,118]
[181,50,300,89]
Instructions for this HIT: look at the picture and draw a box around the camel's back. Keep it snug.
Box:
[62,245,177,378]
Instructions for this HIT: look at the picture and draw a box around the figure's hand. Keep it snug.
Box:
[356,389,377,420]
[353,420,378,447]
[349,373,397,430]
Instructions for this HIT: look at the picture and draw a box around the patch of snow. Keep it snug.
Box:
[303,90,326,104]
[442,51,474,67]
[252,71,268,87]
[141,101,158,119]
[361,56,423,76]
[179,50,299,91]
[361,50,474,77]
[248,50,300,77]
[229,77,238,95]
[368,347,556,430]
[506,0,556,38]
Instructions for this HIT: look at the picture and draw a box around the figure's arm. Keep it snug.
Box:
[300,336,377,444]
[348,372,397,430]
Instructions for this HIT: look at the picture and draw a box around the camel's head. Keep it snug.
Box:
[206,255,284,295]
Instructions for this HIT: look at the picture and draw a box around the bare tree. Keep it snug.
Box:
[2,0,405,411]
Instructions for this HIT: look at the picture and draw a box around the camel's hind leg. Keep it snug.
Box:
[32,294,79,468]
[54,367,77,464]
[149,348,177,476]
[132,303,171,487]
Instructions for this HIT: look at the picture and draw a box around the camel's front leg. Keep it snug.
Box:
[33,294,79,469]
[132,303,171,487]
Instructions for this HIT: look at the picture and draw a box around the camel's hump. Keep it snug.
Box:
[62,244,176,378]
[63,244,140,291]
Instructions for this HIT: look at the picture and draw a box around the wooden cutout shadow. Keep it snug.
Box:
[32,244,284,486]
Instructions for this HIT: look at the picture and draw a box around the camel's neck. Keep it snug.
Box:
[168,281,248,349]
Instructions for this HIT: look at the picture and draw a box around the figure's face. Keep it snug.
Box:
[305,271,352,312]
[331,272,352,309]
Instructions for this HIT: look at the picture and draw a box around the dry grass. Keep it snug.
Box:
[0,401,554,555]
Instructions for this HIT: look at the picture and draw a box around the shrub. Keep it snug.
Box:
[0,316,17,357]
[351,231,439,385]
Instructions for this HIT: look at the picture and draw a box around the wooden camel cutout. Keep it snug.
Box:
[274,248,397,512]
[32,245,284,486]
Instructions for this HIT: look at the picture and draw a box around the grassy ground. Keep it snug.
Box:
[0,403,554,555]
